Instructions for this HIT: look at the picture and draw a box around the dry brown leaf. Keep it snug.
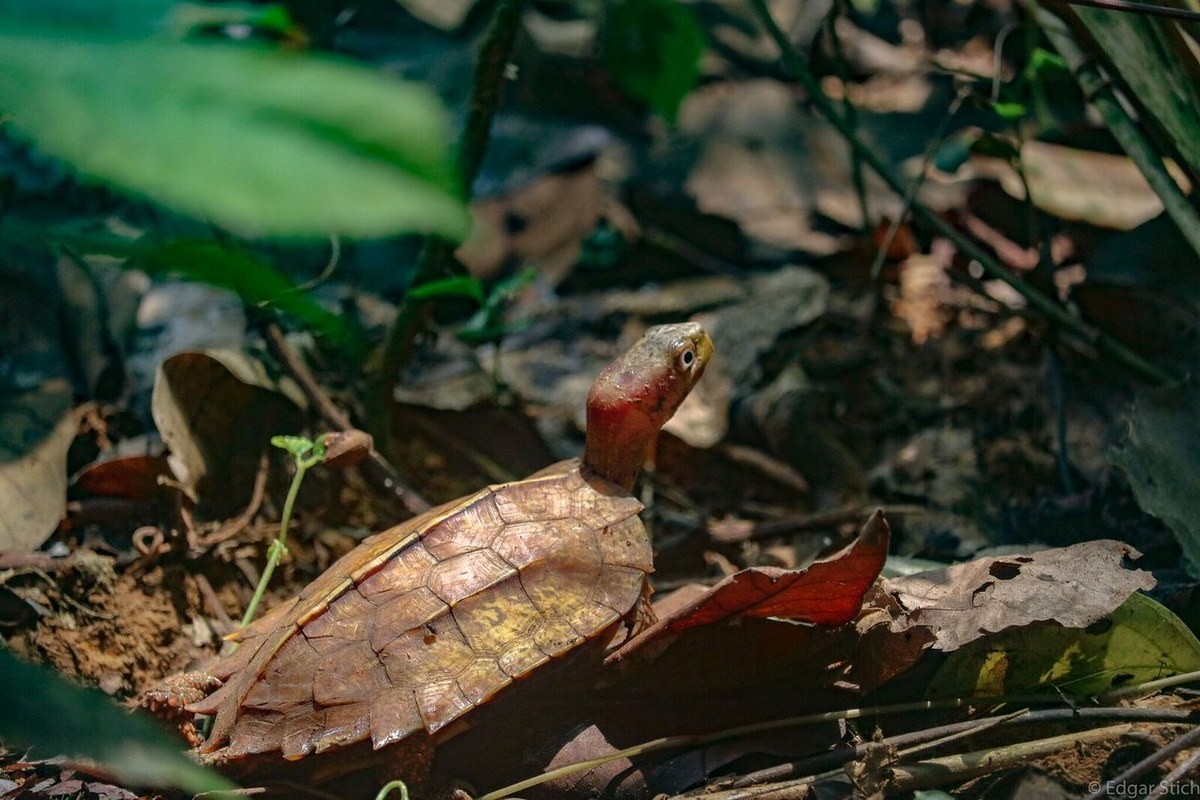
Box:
[396,0,478,30]
[74,455,174,501]
[969,141,1191,230]
[888,540,1156,651]
[151,350,304,519]
[0,386,81,551]
[457,167,606,285]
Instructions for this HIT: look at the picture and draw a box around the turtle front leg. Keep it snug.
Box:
[139,671,223,748]
[623,580,658,641]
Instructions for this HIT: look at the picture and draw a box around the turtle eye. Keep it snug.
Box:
[675,343,697,372]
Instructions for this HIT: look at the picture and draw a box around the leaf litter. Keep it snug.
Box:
[5,1,1200,798]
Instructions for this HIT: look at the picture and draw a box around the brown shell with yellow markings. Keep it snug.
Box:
[186,464,649,761]
[149,322,714,768]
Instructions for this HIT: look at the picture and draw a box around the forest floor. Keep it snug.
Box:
[3,1,1200,798]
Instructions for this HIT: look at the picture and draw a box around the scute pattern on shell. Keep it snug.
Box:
[189,463,648,761]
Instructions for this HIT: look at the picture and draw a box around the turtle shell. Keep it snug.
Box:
[187,460,649,761]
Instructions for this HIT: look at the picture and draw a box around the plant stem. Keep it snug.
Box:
[1059,0,1200,23]
[374,780,410,800]
[1098,667,1200,702]
[457,0,527,202]
[732,706,1200,789]
[476,693,1072,800]
[239,459,308,628]
[264,323,430,516]
[374,0,529,400]
[893,724,1134,793]
[823,1,869,234]
[747,0,1178,387]
[1027,0,1200,263]
[674,724,1132,799]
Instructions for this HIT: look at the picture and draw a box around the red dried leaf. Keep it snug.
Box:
[432,518,916,796]
[612,511,889,661]
[74,456,173,501]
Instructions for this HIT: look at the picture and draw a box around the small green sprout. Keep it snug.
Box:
[238,430,372,629]
[374,780,409,800]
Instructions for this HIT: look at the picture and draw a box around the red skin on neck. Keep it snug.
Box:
[583,359,685,490]
[584,392,658,491]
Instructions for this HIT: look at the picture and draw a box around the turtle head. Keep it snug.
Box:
[585,322,714,490]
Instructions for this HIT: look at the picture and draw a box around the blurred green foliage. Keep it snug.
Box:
[603,0,705,123]
[0,649,236,795]
[0,27,469,240]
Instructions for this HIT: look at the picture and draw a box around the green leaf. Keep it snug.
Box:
[0,0,295,36]
[579,220,627,270]
[603,0,706,124]
[408,275,486,304]
[134,240,367,355]
[457,268,536,345]
[1072,8,1200,179]
[1111,384,1200,579]
[271,434,315,458]
[0,649,237,795]
[171,3,297,37]
[0,28,471,239]
[1027,47,1068,79]
[990,101,1028,121]
[929,592,1200,699]
[0,0,176,33]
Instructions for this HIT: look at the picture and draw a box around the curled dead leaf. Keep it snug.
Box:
[152,350,304,519]
[611,511,889,662]
[319,429,373,469]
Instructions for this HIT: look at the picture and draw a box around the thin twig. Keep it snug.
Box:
[264,323,430,516]
[0,552,79,571]
[892,724,1134,793]
[193,572,234,633]
[708,503,925,544]
[478,694,1076,800]
[869,88,967,280]
[1146,743,1200,799]
[748,0,1177,387]
[731,707,1200,789]
[685,724,1136,799]
[641,226,748,275]
[375,0,529,396]
[1027,1,1200,266]
[195,453,270,550]
[894,708,1030,760]
[1099,669,1200,702]
[1085,725,1200,800]
[1060,0,1200,22]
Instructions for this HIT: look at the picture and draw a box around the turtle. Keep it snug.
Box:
[144,322,713,778]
